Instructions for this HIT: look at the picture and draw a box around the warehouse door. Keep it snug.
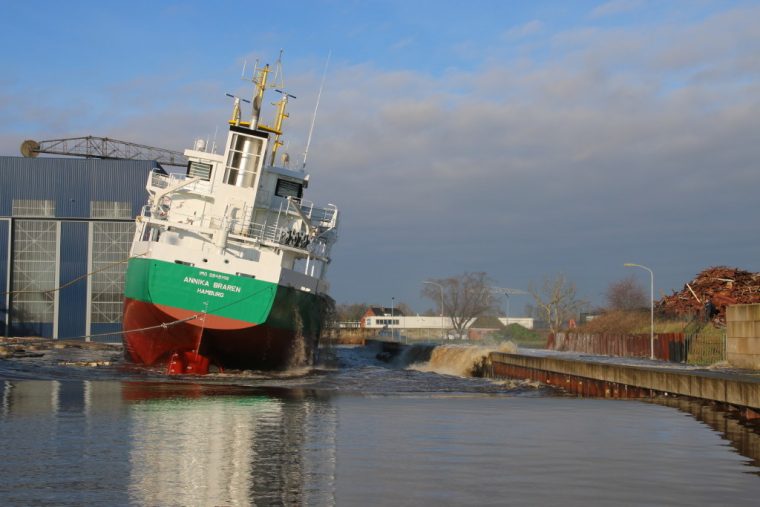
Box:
[58,222,88,340]
[11,220,59,337]
[87,221,134,342]
[0,219,8,336]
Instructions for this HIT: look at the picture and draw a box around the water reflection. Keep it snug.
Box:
[652,397,760,473]
[124,383,337,506]
[2,379,760,505]
[0,380,337,506]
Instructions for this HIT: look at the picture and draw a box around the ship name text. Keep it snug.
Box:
[183,275,242,296]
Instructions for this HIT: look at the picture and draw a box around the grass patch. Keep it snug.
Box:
[491,324,547,349]
[577,311,725,338]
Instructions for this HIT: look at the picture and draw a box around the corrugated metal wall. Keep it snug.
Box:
[0,156,159,218]
[547,332,724,364]
[58,222,88,339]
[0,219,8,336]
[1,156,160,340]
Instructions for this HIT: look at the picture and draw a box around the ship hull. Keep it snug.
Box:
[122,258,328,370]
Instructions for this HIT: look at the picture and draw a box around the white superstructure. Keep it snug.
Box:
[129,63,339,294]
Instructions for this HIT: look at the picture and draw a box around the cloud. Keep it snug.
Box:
[589,0,645,19]
[390,37,414,51]
[1,3,758,309]
[504,20,544,40]
[303,7,760,305]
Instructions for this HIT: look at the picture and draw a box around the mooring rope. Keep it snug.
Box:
[1,244,280,343]
[0,253,147,298]
[52,284,276,342]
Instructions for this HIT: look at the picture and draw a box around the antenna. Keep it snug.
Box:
[274,89,297,99]
[225,93,251,104]
[272,49,285,89]
[267,89,296,165]
[241,58,259,81]
[303,51,331,170]
[211,126,219,153]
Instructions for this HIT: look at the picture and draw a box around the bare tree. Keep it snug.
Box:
[335,302,368,322]
[529,274,587,334]
[421,272,496,338]
[605,275,647,311]
[394,301,414,316]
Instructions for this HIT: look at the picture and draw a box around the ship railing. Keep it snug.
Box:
[148,170,213,195]
[260,196,337,228]
[294,199,338,228]
[310,204,338,227]
[232,221,282,244]
[298,198,314,218]
[137,203,320,252]
[244,222,266,240]
[149,170,170,189]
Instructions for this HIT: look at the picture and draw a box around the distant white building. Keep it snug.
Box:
[359,307,533,330]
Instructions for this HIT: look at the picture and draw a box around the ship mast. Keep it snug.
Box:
[233,53,296,167]
[250,63,270,129]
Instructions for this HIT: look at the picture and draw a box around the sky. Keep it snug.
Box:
[1,0,759,314]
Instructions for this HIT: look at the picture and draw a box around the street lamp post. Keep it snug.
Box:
[391,297,395,341]
[624,263,655,360]
[424,281,445,340]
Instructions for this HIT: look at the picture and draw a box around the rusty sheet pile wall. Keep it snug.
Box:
[489,352,760,413]
[548,332,687,361]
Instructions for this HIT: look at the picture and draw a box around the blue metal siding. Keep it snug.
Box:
[0,156,161,218]
[0,220,8,336]
[0,156,160,339]
[10,314,54,338]
[58,222,88,339]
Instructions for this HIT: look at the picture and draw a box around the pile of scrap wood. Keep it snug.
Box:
[657,266,760,323]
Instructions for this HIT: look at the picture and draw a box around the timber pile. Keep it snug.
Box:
[657,266,760,323]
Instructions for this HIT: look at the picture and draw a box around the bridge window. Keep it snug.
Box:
[188,161,212,181]
[224,133,263,188]
[275,178,303,199]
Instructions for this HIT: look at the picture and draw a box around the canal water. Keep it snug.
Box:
[1,344,759,506]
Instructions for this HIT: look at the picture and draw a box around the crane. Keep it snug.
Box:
[20,136,188,167]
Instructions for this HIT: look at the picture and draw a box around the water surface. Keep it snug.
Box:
[1,344,758,505]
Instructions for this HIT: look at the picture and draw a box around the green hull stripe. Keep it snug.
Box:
[124,257,278,324]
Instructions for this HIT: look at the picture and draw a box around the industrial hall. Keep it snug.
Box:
[0,152,163,341]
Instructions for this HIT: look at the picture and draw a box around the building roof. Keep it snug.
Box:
[367,306,405,317]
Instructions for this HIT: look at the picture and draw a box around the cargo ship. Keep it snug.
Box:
[122,60,339,372]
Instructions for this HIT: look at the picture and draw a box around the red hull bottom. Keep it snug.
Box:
[122,298,314,371]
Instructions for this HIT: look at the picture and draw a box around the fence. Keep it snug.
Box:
[686,333,726,365]
[548,332,725,365]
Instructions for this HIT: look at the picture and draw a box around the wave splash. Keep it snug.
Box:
[408,341,517,377]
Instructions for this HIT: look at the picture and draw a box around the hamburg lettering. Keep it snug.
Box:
[197,288,224,298]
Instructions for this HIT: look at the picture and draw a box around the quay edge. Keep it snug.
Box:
[489,352,760,416]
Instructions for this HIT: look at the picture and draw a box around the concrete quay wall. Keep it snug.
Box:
[490,352,760,411]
